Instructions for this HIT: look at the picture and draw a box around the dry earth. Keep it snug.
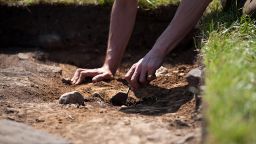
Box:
[0,4,202,144]
[0,46,202,144]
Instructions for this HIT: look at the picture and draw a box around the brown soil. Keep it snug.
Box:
[0,4,202,144]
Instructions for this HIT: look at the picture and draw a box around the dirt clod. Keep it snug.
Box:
[59,91,85,106]
[110,92,128,106]
[61,78,72,85]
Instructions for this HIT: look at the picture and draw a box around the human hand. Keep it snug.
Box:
[125,50,165,91]
[71,66,113,85]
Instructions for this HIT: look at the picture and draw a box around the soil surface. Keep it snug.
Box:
[0,4,202,144]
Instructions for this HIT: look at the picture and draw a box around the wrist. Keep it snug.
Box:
[102,63,116,75]
[150,45,168,59]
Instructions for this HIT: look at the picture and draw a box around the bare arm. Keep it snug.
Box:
[72,0,138,84]
[152,0,212,56]
[104,0,138,74]
[125,0,212,90]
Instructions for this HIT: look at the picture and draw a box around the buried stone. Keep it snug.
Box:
[110,92,128,106]
[59,91,85,106]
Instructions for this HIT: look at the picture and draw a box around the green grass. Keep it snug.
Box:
[0,0,179,7]
[202,1,256,143]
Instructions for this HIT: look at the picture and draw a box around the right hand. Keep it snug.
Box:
[71,66,113,85]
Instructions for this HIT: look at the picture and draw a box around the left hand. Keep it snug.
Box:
[125,49,165,91]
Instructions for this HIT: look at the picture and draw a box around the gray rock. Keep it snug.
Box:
[185,68,202,88]
[0,120,69,144]
[59,91,85,106]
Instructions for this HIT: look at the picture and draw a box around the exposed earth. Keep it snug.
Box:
[0,4,203,144]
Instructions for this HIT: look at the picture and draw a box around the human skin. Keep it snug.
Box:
[71,0,138,84]
[72,0,212,91]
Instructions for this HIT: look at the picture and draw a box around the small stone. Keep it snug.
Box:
[155,66,169,77]
[178,73,185,77]
[110,92,128,106]
[121,105,127,108]
[172,70,179,74]
[35,118,45,123]
[59,91,85,106]
[185,68,202,88]
[5,107,18,114]
[18,53,30,60]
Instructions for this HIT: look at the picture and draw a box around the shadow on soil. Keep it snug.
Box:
[121,85,194,116]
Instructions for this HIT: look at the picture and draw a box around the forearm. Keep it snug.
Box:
[151,0,212,56]
[104,0,138,74]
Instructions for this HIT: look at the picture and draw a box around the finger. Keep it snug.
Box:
[139,65,147,85]
[92,72,112,82]
[130,66,141,91]
[125,64,136,83]
[71,68,84,84]
[75,70,100,85]
[147,67,156,82]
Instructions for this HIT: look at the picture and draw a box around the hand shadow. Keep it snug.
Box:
[120,84,194,116]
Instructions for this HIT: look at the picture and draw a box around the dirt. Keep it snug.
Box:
[0,4,202,144]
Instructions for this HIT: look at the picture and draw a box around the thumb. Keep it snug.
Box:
[92,73,112,83]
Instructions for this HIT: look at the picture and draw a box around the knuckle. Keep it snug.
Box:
[76,68,83,72]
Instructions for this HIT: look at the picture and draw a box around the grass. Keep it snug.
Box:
[202,0,256,143]
[0,0,179,7]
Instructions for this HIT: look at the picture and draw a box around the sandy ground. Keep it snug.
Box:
[0,3,204,144]
[0,44,202,144]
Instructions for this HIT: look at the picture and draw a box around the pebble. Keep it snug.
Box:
[5,107,18,114]
[35,118,45,123]
[155,66,170,77]
[178,73,185,77]
[18,53,30,60]
[110,92,128,106]
[172,70,179,74]
[185,67,202,87]
[59,91,85,106]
